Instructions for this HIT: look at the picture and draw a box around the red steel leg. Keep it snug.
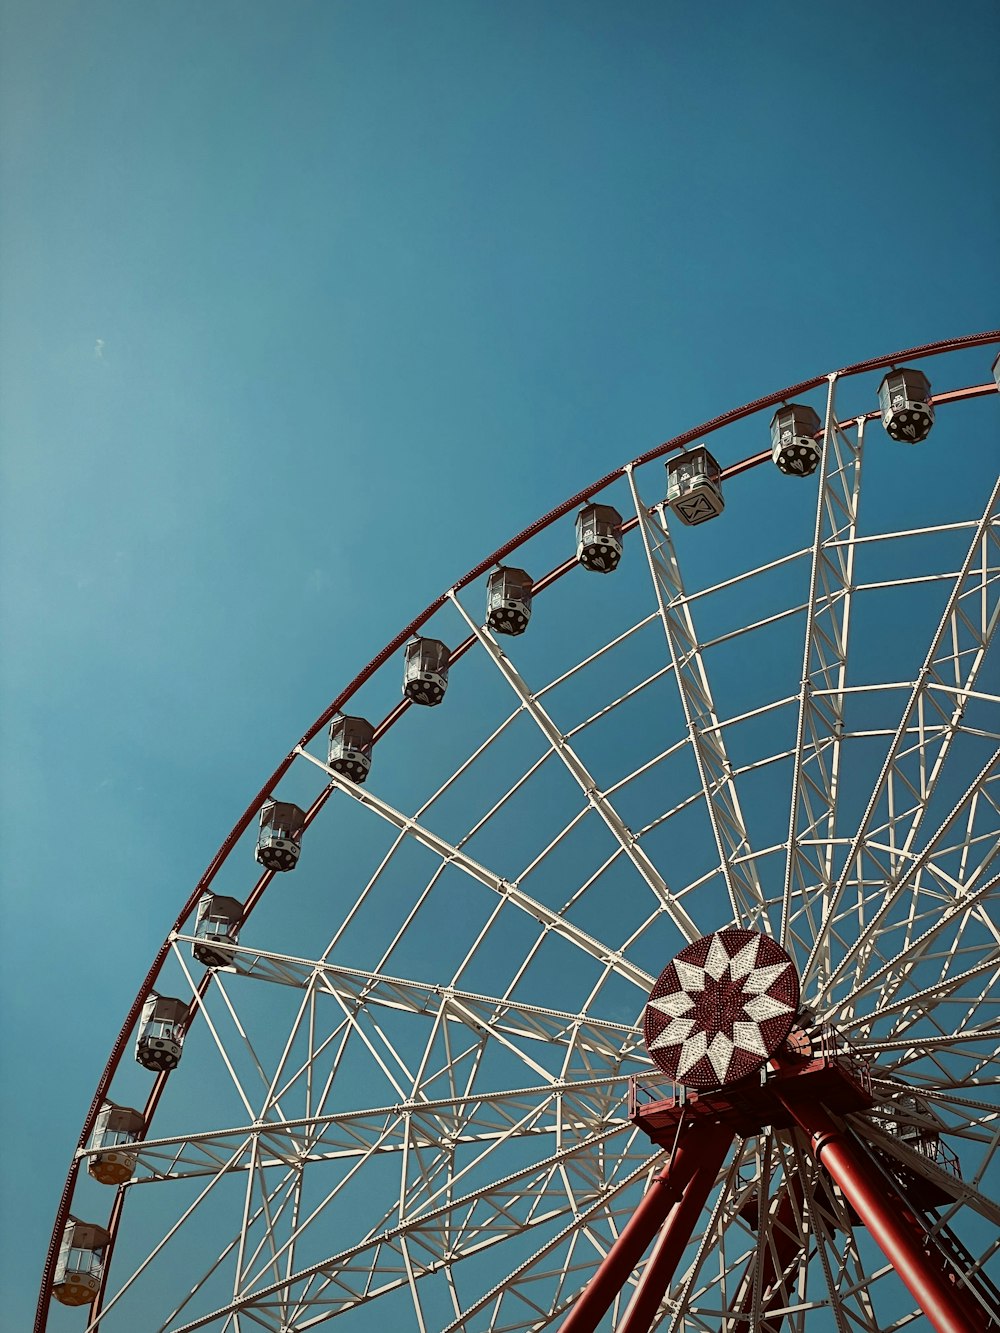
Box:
[776,1089,982,1333]
[558,1117,734,1333]
[616,1120,733,1333]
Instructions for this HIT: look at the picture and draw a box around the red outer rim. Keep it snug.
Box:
[35,330,1000,1330]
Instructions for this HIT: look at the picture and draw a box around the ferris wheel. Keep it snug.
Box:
[39,333,1000,1333]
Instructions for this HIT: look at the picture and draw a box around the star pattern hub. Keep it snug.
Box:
[644,929,800,1089]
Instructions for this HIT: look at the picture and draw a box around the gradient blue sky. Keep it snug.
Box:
[2,1,998,1324]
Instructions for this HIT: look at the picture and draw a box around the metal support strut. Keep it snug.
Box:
[776,1089,983,1333]
[729,1180,804,1330]
[558,1117,733,1333]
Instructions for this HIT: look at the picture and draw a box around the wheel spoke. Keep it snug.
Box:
[802,476,1000,992]
[781,380,864,963]
[295,744,654,990]
[447,586,700,943]
[626,463,769,933]
[167,1122,650,1332]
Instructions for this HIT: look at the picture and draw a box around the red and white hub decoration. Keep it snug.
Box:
[644,928,800,1089]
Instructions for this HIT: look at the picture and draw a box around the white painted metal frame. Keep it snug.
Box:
[61,356,1000,1333]
[781,377,863,970]
[626,462,769,932]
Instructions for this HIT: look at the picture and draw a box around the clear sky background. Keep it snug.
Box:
[1,1,998,1326]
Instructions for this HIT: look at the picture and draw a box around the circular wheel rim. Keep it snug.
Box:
[38,333,1000,1333]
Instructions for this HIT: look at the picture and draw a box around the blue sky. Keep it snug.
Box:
[2,2,998,1327]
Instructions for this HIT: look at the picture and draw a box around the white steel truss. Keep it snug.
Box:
[626,463,769,932]
[780,378,864,967]
[446,586,700,944]
[802,474,1000,997]
[50,351,1000,1333]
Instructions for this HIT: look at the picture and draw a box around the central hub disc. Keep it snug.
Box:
[644,929,800,1089]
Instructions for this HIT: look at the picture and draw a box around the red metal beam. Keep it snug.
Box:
[776,1089,982,1333]
[557,1118,733,1333]
[615,1120,733,1333]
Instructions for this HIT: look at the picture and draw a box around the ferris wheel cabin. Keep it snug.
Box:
[52,1218,111,1307]
[576,503,623,572]
[770,403,822,476]
[486,565,533,635]
[135,994,187,1072]
[666,446,725,525]
[192,892,243,967]
[255,799,305,873]
[88,1102,144,1185]
[878,366,934,442]
[992,349,1000,390]
[328,714,375,783]
[403,636,450,706]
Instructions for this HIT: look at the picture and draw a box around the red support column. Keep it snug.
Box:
[616,1120,733,1333]
[557,1117,733,1333]
[776,1089,982,1333]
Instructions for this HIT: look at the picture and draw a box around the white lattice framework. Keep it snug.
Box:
[39,339,1000,1333]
